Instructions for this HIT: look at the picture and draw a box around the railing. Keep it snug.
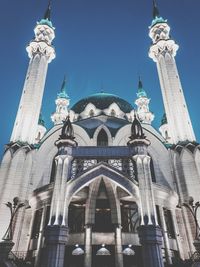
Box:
[8,251,33,266]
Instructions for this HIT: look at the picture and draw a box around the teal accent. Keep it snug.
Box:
[161,113,167,126]
[57,77,69,99]
[71,92,133,113]
[38,18,54,29]
[137,80,147,98]
[38,113,45,126]
[151,16,167,27]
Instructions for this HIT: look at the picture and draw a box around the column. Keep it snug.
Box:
[138,225,164,267]
[84,225,92,267]
[133,152,164,267]
[115,224,123,267]
[159,206,172,264]
[171,209,184,259]
[42,155,72,267]
[43,225,68,267]
[35,205,48,267]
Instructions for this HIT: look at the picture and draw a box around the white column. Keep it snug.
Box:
[115,225,123,267]
[48,155,72,226]
[159,206,172,264]
[84,225,92,267]
[35,205,48,267]
[171,209,185,259]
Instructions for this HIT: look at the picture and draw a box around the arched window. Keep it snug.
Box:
[50,158,56,183]
[150,158,156,182]
[97,129,108,146]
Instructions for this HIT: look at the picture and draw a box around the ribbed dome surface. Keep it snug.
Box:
[71,92,133,114]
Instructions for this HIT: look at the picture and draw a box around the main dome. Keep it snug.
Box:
[71,92,133,114]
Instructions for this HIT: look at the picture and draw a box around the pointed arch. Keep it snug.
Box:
[93,125,112,146]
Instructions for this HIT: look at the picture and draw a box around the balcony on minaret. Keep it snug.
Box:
[135,79,154,125]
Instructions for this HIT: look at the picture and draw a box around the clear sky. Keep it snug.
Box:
[0,0,199,156]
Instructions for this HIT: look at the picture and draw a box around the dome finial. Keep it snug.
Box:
[44,0,51,20]
[153,0,160,19]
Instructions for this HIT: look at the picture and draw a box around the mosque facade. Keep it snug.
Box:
[0,2,200,267]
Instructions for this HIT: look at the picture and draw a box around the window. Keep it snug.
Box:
[163,208,175,239]
[150,158,156,182]
[97,129,108,146]
[50,158,56,183]
[121,201,139,233]
[94,199,113,232]
[68,202,85,233]
[31,208,43,239]
[156,205,162,227]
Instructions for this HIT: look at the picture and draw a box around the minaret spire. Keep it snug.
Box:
[149,4,196,143]
[153,0,160,18]
[10,7,55,144]
[44,0,51,20]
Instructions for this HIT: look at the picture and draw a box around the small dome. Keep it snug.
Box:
[71,92,133,114]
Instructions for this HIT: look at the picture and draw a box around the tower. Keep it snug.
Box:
[51,77,70,125]
[149,0,195,144]
[135,79,154,124]
[10,3,55,144]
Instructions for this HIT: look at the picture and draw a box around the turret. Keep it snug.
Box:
[135,79,154,124]
[159,113,172,143]
[51,77,70,125]
[35,113,47,143]
[149,0,195,144]
[10,3,55,144]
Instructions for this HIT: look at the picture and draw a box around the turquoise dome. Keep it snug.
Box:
[71,92,133,114]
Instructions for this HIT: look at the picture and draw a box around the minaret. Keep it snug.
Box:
[51,77,70,125]
[10,3,55,144]
[135,78,154,124]
[149,0,195,144]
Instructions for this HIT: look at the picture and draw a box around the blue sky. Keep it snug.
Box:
[0,0,199,155]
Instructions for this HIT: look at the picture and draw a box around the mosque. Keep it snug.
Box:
[0,1,200,267]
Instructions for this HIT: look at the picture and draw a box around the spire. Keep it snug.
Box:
[137,77,147,98]
[60,116,75,140]
[57,76,69,99]
[44,1,51,21]
[153,0,160,19]
[130,114,146,140]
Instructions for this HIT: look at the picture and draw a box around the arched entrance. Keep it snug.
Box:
[64,164,141,267]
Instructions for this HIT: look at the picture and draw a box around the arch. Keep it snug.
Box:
[65,164,140,212]
[93,125,113,146]
[85,178,120,226]
[97,129,108,146]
